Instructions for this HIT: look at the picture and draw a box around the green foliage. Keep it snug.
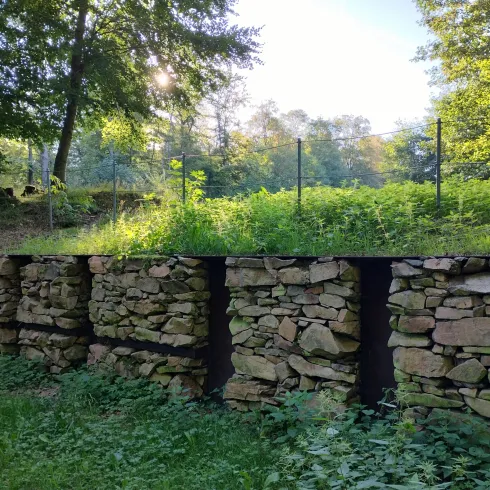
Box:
[0,356,278,490]
[12,178,490,256]
[274,393,490,489]
[260,390,317,443]
[0,355,49,392]
[50,188,97,227]
[415,0,490,166]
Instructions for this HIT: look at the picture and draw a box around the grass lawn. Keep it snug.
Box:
[0,357,279,490]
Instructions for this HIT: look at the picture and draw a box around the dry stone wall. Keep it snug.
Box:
[15,256,92,372]
[223,257,361,411]
[0,256,21,354]
[388,257,490,419]
[87,256,209,396]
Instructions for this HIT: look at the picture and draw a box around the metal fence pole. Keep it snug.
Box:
[111,143,117,223]
[182,152,186,203]
[436,117,442,212]
[297,137,302,212]
[47,167,53,231]
[28,138,34,185]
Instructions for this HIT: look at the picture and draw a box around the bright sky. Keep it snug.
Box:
[235,0,436,133]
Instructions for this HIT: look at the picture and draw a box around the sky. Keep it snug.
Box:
[234,0,436,133]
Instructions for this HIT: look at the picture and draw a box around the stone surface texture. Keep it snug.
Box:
[12,255,92,372]
[224,257,361,411]
[388,257,490,419]
[87,256,209,395]
[0,256,21,354]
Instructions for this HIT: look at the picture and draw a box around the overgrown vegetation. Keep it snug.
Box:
[9,178,490,256]
[1,356,490,489]
[0,356,279,490]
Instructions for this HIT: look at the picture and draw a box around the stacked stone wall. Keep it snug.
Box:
[87,256,209,396]
[388,257,490,419]
[15,255,92,372]
[0,256,21,354]
[223,257,361,411]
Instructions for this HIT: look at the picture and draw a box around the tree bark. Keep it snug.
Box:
[53,0,89,183]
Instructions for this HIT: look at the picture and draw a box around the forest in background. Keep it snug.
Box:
[2,0,490,199]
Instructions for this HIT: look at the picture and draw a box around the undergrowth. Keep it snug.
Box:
[1,356,490,489]
[0,356,278,490]
[9,178,490,256]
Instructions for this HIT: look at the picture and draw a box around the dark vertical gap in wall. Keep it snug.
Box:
[206,257,233,398]
[359,258,396,409]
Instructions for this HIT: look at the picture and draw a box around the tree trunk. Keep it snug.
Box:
[53,0,89,183]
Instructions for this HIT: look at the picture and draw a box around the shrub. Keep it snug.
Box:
[13,178,490,256]
[274,392,490,489]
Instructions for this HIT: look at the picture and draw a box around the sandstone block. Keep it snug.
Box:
[225,268,277,287]
[388,331,432,348]
[448,272,490,295]
[275,361,296,382]
[435,307,474,320]
[319,293,345,309]
[278,267,309,285]
[388,291,426,310]
[264,257,296,270]
[462,257,487,274]
[134,327,160,343]
[465,396,490,418]
[404,393,464,408]
[288,354,356,383]
[446,359,487,383]
[302,304,338,320]
[299,324,359,357]
[232,328,254,345]
[397,315,434,333]
[292,294,319,305]
[278,317,297,342]
[329,321,360,340]
[163,317,193,334]
[309,262,339,284]
[339,261,360,282]
[148,265,171,278]
[423,258,461,275]
[389,278,409,294]
[238,305,271,317]
[393,347,453,377]
[231,353,277,381]
[433,318,490,346]
[391,262,423,278]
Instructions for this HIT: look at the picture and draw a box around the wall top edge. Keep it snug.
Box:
[3,254,490,260]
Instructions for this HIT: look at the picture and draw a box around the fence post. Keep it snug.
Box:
[182,152,186,203]
[111,143,117,223]
[28,138,34,185]
[436,117,442,212]
[47,167,53,231]
[297,137,302,212]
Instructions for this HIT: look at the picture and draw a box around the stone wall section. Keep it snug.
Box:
[87,256,209,395]
[0,256,21,354]
[388,257,490,419]
[17,255,91,328]
[223,257,361,411]
[15,255,92,372]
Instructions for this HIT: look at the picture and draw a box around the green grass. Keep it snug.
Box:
[7,178,490,256]
[2,356,490,489]
[0,356,279,490]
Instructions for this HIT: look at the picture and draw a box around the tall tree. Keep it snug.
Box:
[381,122,435,183]
[415,0,490,168]
[0,0,260,182]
